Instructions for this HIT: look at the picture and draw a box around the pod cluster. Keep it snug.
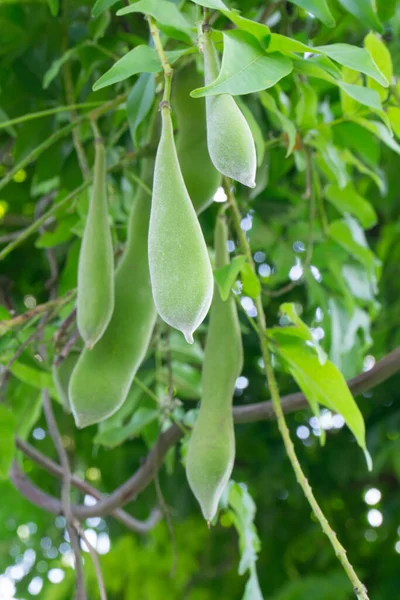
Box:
[60,33,253,519]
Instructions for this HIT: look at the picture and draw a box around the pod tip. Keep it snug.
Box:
[207,520,211,530]
[184,331,194,344]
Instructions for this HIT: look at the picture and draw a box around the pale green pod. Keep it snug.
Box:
[148,107,214,344]
[69,157,157,428]
[77,140,114,348]
[173,64,222,214]
[52,351,80,413]
[203,32,257,188]
[186,214,243,522]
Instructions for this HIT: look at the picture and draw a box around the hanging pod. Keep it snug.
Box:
[77,138,114,348]
[69,155,157,428]
[186,213,243,522]
[203,31,257,188]
[148,106,214,344]
[52,351,80,413]
[173,64,222,214]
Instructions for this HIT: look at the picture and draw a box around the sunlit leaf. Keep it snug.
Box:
[325,183,377,229]
[214,255,246,301]
[117,0,193,37]
[338,0,383,32]
[272,333,371,468]
[287,0,335,27]
[191,30,292,97]
[127,73,156,146]
[315,43,388,87]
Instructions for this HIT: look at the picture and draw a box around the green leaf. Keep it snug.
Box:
[325,183,377,229]
[387,107,400,139]
[260,91,296,157]
[338,82,383,111]
[35,216,77,248]
[93,46,191,91]
[94,407,159,447]
[273,334,371,468]
[191,30,292,97]
[92,0,121,18]
[10,362,59,401]
[364,33,392,101]
[223,10,270,46]
[295,80,318,130]
[0,405,16,480]
[340,149,385,194]
[268,33,312,54]
[354,119,400,155]
[12,385,43,441]
[43,46,81,89]
[190,0,229,9]
[287,0,335,27]
[279,302,327,364]
[338,0,383,32]
[241,263,261,299]
[329,218,377,275]
[214,255,246,301]
[127,73,155,146]
[224,482,261,575]
[313,136,349,188]
[117,0,192,37]
[315,43,388,87]
[47,0,59,16]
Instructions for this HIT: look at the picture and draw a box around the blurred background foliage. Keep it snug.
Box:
[0,0,400,598]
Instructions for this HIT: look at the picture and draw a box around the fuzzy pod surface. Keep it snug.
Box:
[52,351,80,413]
[173,64,222,214]
[77,140,114,348]
[148,107,214,344]
[203,32,257,188]
[69,158,157,428]
[186,213,243,521]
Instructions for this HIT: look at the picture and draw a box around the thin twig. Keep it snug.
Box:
[0,94,127,196]
[226,180,369,600]
[11,346,400,524]
[14,439,162,531]
[77,525,107,600]
[43,390,87,599]
[0,290,76,334]
[0,142,151,261]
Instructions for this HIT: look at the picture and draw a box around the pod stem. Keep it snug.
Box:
[224,178,370,600]
[148,17,173,106]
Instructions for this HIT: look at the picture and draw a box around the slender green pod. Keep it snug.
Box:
[173,64,222,214]
[52,351,80,413]
[203,31,257,188]
[186,213,243,522]
[148,107,214,344]
[69,156,157,428]
[77,138,114,348]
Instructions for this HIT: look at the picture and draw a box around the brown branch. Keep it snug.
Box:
[12,347,400,520]
[0,290,76,335]
[15,437,162,533]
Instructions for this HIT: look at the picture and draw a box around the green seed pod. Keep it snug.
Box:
[203,32,257,188]
[173,64,222,214]
[77,139,114,348]
[69,157,157,428]
[148,107,214,344]
[186,213,243,522]
[52,351,80,413]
